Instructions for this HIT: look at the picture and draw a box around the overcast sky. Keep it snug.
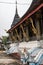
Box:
[0,0,33,37]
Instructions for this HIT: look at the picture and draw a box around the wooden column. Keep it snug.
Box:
[35,20,41,40]
[20,24,29,41]
[29,17,37,35]
[35,11,41,40]
[10,32,14,41]
[11,32,15,41]
[25,19,30,41]
[14,33,18,42]
[11,32,17,42]
[40,10,43,36]
[25,26,29,41]
[15,29,21,41]
[19,28,22,41]
[9,33,12,41]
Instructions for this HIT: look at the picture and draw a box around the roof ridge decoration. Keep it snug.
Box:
[15,0,18,16]
[11,0,20,28]
[15,0,20,18]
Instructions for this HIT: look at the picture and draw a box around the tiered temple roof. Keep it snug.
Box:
[7,0,43,33]
[11,1,20,28]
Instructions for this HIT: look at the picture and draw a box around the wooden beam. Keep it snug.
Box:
[29,17,37,35]
[20,24,29,41]
[15,29,21,41]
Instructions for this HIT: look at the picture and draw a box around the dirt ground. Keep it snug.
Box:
[0,51,23,65]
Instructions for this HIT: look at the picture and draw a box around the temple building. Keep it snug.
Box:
[7,0,43,43]
[7,0,43,64]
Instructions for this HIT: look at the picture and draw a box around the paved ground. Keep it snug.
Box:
[0,51,22,65]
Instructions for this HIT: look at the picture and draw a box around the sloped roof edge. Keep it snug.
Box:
[7,3,43,33]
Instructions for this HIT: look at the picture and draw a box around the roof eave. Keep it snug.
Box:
[7,3,43,33]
